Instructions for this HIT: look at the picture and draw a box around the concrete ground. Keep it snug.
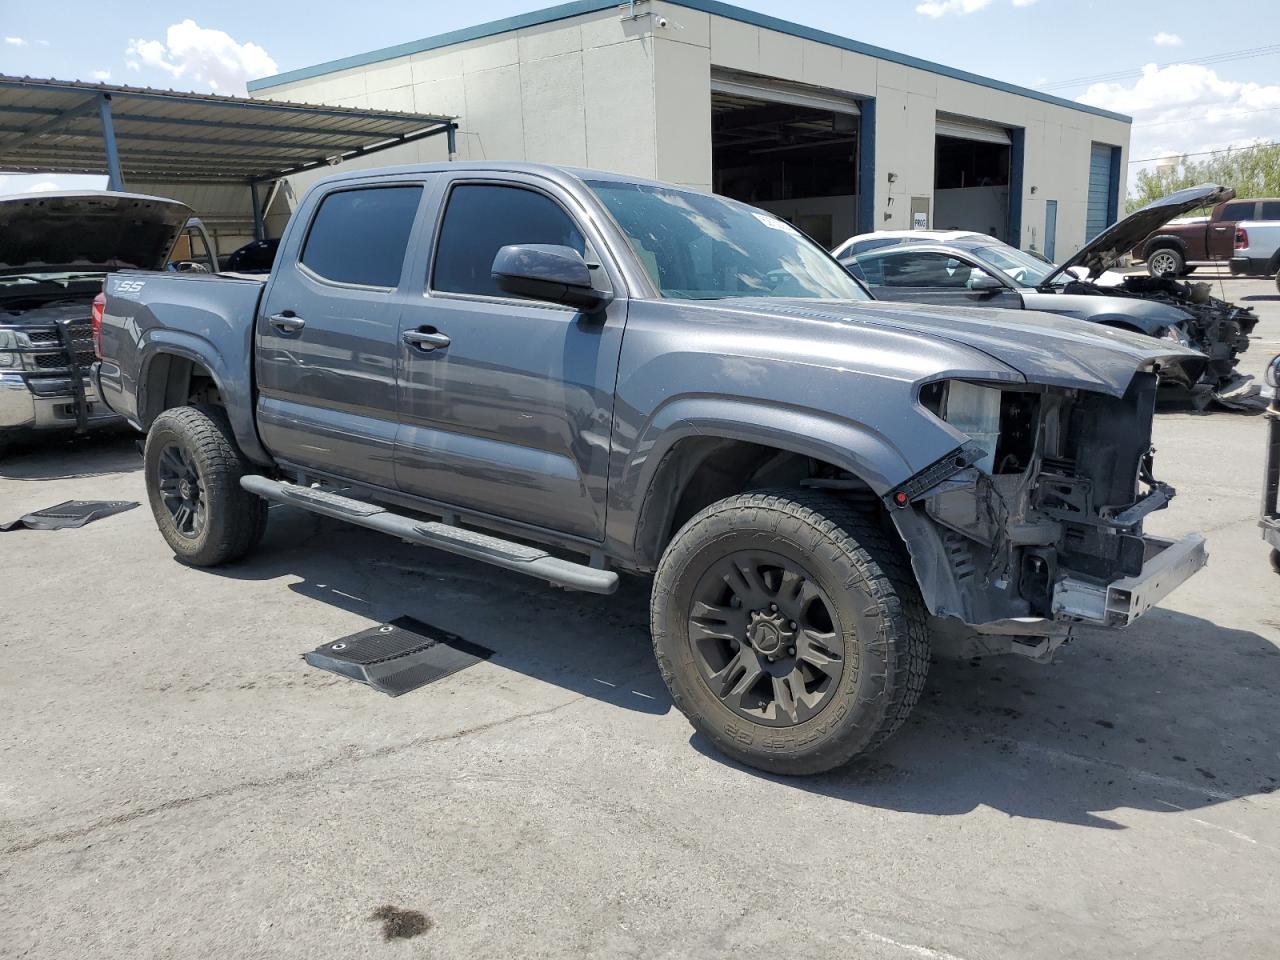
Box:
[2,273,1279,960]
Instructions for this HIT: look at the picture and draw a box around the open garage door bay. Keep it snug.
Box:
[934,114,1012,243]
[710,72,861,250]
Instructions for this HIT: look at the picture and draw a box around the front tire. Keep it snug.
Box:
[650,490,930,775]
[1147,247,1185,278]
[144,405,267,566]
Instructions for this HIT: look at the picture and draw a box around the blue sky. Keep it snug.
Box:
[2,0,1278,193]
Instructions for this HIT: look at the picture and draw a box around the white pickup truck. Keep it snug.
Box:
[1231,219,1280,290]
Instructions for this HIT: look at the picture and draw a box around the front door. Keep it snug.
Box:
[256,181,427,487]
[393,176,627,541]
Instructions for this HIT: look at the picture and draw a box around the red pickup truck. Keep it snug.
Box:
[1132,192,1280,278]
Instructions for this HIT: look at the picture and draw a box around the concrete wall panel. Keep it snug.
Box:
[521,53,589,166]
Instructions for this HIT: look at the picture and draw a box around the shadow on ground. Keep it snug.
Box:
[207,507,670,716]
[0,429,140,481]
[202,507,1280,830]
[694,608,1280,828]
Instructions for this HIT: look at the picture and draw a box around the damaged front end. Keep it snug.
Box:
[887,373,1207,661]
[1064,274,1258,394]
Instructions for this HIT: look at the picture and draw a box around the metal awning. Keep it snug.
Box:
[0,75,457,238]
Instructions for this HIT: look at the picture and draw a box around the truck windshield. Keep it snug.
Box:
[587,180,869,301]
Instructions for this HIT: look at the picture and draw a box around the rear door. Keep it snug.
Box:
[851,249,1024,309]
[393,173,627,541]
[1209,200,1258,260]
[256,179,429,487]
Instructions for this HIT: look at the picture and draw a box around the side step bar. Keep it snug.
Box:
[240,476,619,595]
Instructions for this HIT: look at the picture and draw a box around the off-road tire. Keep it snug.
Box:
[650,489,930,775]
[1146,247,1185,278]
[144,405,267,566]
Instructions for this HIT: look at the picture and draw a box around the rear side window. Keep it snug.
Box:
[1219,201,1256,221]
[1260,201,1280,220]
[301,186,422,288]
[432,184,585,298]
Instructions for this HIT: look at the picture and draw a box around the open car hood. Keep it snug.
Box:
[1044,183,1235,284]
[0,191,192,277]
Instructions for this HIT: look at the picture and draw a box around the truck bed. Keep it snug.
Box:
[97,270,269,462]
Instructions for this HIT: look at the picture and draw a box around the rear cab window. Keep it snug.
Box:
[1219,201,1257,222]
[1260,201,1280,221]
[301,185,423,288]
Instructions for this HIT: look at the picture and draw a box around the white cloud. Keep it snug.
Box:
[1153,32,1183,47]
[4,36,27,46]
[1078,63,1280,173]
[0,173,107,197]
[124,20,277,95]
[92,70,111,82]
[916,0,992,17]
[1012,0,1037,6]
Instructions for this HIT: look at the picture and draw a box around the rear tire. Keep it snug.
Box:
[1147,247,1185,278]
[650,489,930,775]
[144,405,267,566]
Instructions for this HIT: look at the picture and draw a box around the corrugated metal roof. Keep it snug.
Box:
[0,76,455,184]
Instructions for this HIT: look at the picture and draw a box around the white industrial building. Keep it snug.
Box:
[251,0,1131,258]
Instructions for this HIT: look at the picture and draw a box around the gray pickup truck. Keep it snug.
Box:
[96,162,1209,774]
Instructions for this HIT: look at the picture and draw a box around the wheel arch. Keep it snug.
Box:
[623,399,913,570]
[137,335,271,465]
[1142,235,1188,260]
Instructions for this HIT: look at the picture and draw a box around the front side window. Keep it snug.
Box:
[872,251,973,289]
[432,184,587,298]
[301,186,423,288]
[588,180,869,301]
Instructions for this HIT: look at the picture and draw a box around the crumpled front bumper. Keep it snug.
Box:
[0,372,121,433]
[1051,533,1208,627]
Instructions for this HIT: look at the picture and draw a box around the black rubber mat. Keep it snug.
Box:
[304,616,492,697]
[0,499,138,532]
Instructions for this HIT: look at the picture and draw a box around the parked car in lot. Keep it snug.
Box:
[96,162,1209,775]
[0,190,192,456]
[1262,355,1280,572]
[837,185,1258,395]
[1131,191,1280,278]
[834,229,1128,285]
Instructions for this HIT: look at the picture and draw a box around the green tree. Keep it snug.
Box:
[1127,142,1280,213]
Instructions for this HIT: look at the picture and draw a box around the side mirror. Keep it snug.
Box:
[492,244,612,312]
[969,273,1005,292]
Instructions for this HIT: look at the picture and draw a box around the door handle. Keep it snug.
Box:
[403,328,451,352]
[268,312,305,334]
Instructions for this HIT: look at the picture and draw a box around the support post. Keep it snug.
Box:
[250,180,265,241]
[446,123,458,162]
[856,99,876,235]
[98,94,123,191]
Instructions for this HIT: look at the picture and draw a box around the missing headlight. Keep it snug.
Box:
[930,381,1042,476]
